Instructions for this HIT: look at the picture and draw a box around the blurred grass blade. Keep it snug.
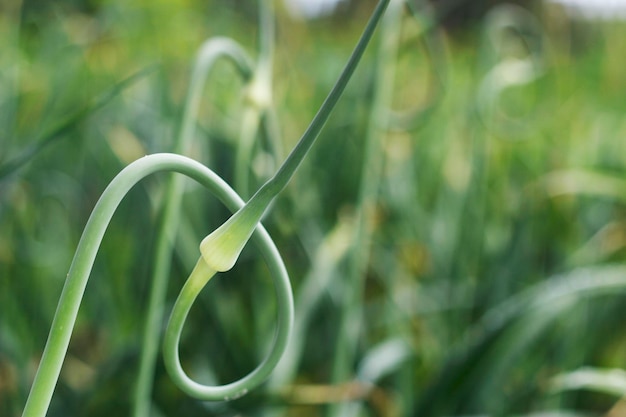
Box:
[414,265,626,416]
[539,170,626,203]
[269,215,355,387]
[388,0,448,131]
[551,367,626,397]
[0,65,157,180]
[482,264,626,332]
[357,338,412,383]
[543,170,626,202]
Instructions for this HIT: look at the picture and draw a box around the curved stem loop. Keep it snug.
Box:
[22,153,293,417]
[163,244,293,400]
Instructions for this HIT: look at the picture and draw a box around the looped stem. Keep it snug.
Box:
[22,153,293,417]
[163,245,293,400]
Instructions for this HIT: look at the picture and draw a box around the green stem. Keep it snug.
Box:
[234,0,278,198]
[22,153,293,417]
[24,1,392,413]
[178,38,255,154]
[258,0,274,76]
[387,1,449,130]
[163,239,293,400]
[234,106,264,197]
[260,0,390,197]
[132,38,252,417]
[200,0,391,272]
[132,39,254,417]
[334,0,404,372]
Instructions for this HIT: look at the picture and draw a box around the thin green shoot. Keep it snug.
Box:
[200,0,391,272]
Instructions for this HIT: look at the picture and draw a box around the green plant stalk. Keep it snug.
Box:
[162,226,293,401]
[19,155,197,417]
[262,105,284,160]
[235,107,263,197]
[132,39,254,417]
[329,1,403,416]
[200,0,391,272]
[235,105,269,198]
[235,94,283,199]
[387,0,448,131]
[21,153,290,417]
[235,0,279,198]
[23,1,390,413]
[258,0,274,77]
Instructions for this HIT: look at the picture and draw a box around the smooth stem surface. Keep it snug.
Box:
[163,238,293,400]
[22,154,291,417]
[157,152,293,401]
[132,39,254,417]
[262,105,284,161]
[200,0,390,272]
[177,38,254,154]
[235,106,264,197]
[259,0,390,197]
[258,0,274,76]
[235,0,278,198]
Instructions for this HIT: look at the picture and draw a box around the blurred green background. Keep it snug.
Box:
[2,0,626,416]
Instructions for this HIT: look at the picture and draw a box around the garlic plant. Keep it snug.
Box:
[20,1,391,416]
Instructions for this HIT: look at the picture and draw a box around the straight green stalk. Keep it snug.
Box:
[201,0,391,272]
[235,0,280,198]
